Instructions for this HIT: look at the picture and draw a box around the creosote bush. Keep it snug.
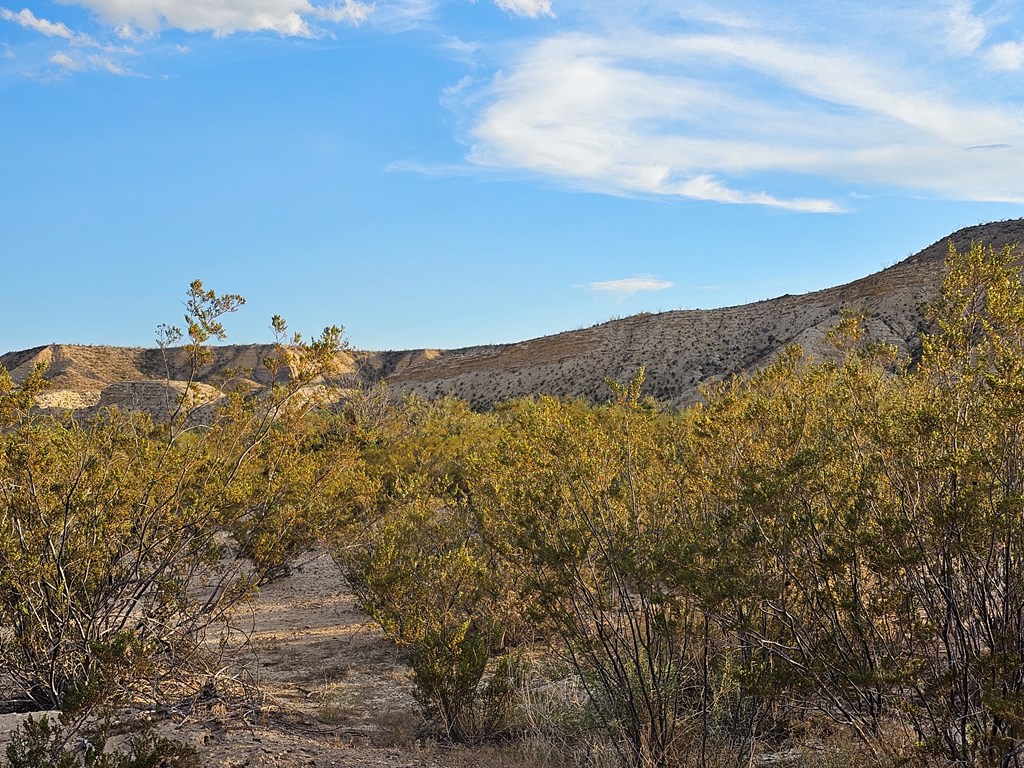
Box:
[3,714,199,768]
[334,396,521,743]
[345,242,1024,767]
[5,242,1024,768]
[0,281,355,741]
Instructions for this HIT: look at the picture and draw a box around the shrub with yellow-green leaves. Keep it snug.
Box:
[334,396,519,743]
[0,281,354,729]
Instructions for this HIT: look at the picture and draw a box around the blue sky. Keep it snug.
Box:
[2,0,1023,353]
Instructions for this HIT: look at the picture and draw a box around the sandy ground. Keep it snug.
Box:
[0,552,478,768]
[193,550,430,767]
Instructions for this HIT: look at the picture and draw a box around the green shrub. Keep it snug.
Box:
[3,716,199,768]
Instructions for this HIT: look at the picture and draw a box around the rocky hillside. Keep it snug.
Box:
[4,219,1023,414]
[384,219,1024,407]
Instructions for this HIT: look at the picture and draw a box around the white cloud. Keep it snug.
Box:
[50,49,127,74]
[441,35,482,64]
[965,143,1012,151]
[495,0,554,19]
[78,1,312,36]
[113,23,152,41]
[58,0,376,37]
[987,39,1024,70]
[1,7,74,38]
[675,3,756,30]
[446,13,1024,209]
[1,0,417,80]
[0,6,145,59]
[368,0,436,32]
[386,158,478,176]
[463,33,845,210]
[313,1,374,25]
[943,1,987,56]
[588,275,673,298]
[49,51,78,68]
[1,6,140,74]
[675,175,840,213]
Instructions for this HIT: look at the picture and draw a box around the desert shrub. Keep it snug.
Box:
[342,491,518,741]
[409,635,522,743]
[680,337,918,759]
[472,373,738,768]
[0,406,233,712]
[224,405,365,584]
[3,717,77,768]
[891,242,1024,766]
[336,396,517,743]
[0,281,349,722]
[671,243,1024,767]
[329,241,1024,767]
[3,715,199,768]
[0,359,48,429]
[7,243,1023,767]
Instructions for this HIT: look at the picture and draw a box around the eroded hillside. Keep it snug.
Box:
[383,219,1024,407]
[4,219,1023,414]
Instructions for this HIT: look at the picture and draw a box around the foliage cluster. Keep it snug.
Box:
[0,281,359,759]
[4,715,198,768]
[342,242,1024,768]
[3,245,1024,768]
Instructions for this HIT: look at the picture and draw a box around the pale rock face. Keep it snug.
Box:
[96,380,223,413]
[33,389,102,411]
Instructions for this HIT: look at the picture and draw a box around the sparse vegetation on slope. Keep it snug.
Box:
[7,220,1024,414]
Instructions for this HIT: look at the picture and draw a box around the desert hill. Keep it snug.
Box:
[382,218,1024,407]
[4,219,1024,414]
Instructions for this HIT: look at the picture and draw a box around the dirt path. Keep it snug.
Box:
[183,550,448,767]
[1,552,469,768]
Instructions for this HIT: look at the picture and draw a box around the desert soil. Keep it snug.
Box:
[0,552,485,768]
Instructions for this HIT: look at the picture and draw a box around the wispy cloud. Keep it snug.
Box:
[315,1,375,25]
[942,1,987,56]
[495,0,554,19]
[0,0,386,78]
[444,1,1024,209]
[674,3,756,30]
[966,143,1013,152]
[50,50,128,75]
[49,51,78,68]
[386,158,478,176]
[587,275,673,298]
[113,23,153,42]
[6,0,1024,213]
[676,175,840,213]
[461,32,846,210]
[441,34,483,64]
[986,39,1024,70]
[0,6,141,75]
[1,8,74,38]
[367,0,436,32]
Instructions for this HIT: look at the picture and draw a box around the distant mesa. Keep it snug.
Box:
[4,218,1024,417]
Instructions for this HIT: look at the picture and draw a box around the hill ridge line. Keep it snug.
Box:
[4,219,1023,411]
